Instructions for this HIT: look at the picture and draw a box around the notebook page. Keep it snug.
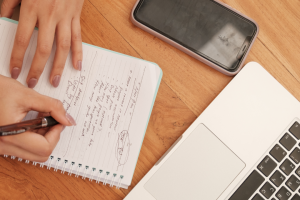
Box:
[0,18,162,188]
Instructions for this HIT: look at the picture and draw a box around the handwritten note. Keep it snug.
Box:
[0,18,161,188]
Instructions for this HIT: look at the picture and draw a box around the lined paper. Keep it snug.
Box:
[0,18,162,188]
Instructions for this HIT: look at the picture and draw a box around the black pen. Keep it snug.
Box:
[0,116,59,136]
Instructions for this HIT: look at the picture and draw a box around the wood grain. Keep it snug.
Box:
[1,0,300,199]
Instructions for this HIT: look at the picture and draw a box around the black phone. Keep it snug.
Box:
[131,0,259,75]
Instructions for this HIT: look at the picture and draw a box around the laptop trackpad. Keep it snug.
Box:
[144,124,245,200]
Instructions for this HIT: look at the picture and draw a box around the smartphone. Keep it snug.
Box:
[131,0,259,75]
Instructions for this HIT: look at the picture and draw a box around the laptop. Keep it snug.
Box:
[125,62,300,200]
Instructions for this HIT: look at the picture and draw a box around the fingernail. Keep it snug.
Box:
[11,67,20,79]
[52,75,61,88]
[28,78,37,88]
[66,113,76,126]
[77,61,82,71]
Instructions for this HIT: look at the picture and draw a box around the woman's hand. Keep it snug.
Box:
[0,75,76,162]
[0,0,84,88]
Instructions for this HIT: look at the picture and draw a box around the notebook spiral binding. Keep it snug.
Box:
[2,155,125,189]
[74,164,82,178]
[82,166,89,179]
[54,158,61,172]
[61,160,68,174]
[68,161,75,176]
[89,168,96,181]
[47,156,54,169]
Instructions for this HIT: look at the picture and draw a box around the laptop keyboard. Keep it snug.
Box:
[229,121,300,200]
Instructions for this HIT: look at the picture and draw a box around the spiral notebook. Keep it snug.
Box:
[0,18,162,189]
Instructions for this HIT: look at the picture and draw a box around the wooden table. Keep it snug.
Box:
[1,0,300,199]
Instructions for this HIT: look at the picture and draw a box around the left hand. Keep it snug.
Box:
[0,0,84,88]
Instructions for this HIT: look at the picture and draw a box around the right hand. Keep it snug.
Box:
[0,75,76,162]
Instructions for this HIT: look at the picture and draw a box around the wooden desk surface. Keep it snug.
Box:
[1,0,300,199]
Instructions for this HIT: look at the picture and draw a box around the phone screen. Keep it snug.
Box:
[134,0,257,71]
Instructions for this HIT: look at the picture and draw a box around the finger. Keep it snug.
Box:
[0,142,49,162]
[0,0,20,18]
[36,127,50,135]
[71,17,82,71]
[10,6,37,79]
[44,125,65,149]
[1,124,64,157]
[50,21,71,88]
[31,125,50,135]
[27,22,56,88]
[25,90,76,126]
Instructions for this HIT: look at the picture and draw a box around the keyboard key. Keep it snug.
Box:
[280,159,295,176]
[270,170,286,187]
[280,133,296,151]
[252,194,264,200]
[260,182,276,199]
[296,166,300,177]
[270,144,287,162]
[289,122,300,139]
[292,194,300,200]
[257,155,277,177]
[290,147,300,164]
[276,186,292,200]
[229,170,264,200]
[285,175,300,192]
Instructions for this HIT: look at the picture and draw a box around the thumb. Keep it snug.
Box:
[1,0,21,18]
[26,90,76,126]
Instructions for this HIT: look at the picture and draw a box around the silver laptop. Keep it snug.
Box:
[125,62,300,200]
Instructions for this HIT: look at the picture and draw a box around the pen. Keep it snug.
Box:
[0,116,59,136]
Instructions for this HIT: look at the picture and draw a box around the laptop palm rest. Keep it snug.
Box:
[144,124,245,200]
